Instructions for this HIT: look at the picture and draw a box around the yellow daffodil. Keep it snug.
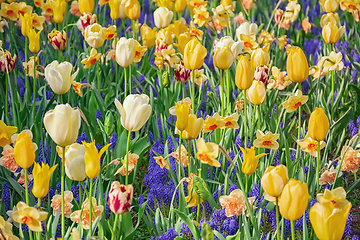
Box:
[185,173,203,208]
[258,30,274,46]
[193,69,208,88]
[296,133,326,157]
[82,140,111,179]
[134,40,147,62]
[317,187,350,209]
[104,25,117,39]
[277,35,288,50]
[187,0,207,15]
[220,113,240,129]
[0,3,19,21]
[340,0,360,13]
[81,48,101,69]
[17,2,33,17]
[154,156,169,169]
[12,202,48,232]
[28,29,42,53]
[14,132,36,169]
[282,90,308,113]
[238,34,259,52]
[41,0,55,16]
[72,81,83,97]
[174,102,191,131]
[261,164,288,197]
[240,146,267,175]
[203,113,225,133]
[322,22,345,44]
[193,5,210,27]
[196,138,220,167]
[32,162,57,198]
[0,120,17,147]
[317,51,344,72]
[212,5,234,27]
[267,66,291,90]
[253,130,280,150]
[189,21,204,40]
[308,107,329,141]
[286,45,309,83]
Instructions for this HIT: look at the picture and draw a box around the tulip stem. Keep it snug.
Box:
[191,70,195,114]
[182,82,185,99]
[24,168,29,205]
[331,70,335,107]
[89,179,93,237]
[316,141,320,193]
[187,139,191,177]
[296,105,301,160]
[79,182,82,206]
[5,73,9,124]
[111,214,119,239]
[257,105,261,130]
[178,132,182,183]
[32,54,37,121]
[221,69,225,116]
[291,220,295,240]
[25,37,30,103]
[61,146,65,239]
[124,66,127,99]
[275,197,280,240]
[132,20,136,39]
[196,201,200,222]
[244,90,247,148]
[125,130,131,185]
[9,72,18,127]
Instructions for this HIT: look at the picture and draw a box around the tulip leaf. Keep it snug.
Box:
[214,231,226,240]
[173,209,200,240]
[6,175,35,206]
[330,107,354,132]
[51,208,61,239]
[123,201,148,240]
[347,178,360,195]
[226,230,241,240]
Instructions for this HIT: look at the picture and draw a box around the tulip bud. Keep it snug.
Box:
[78,0,94,14]
[246,80,266,105]
[154,7,173,29]
[183,38,207,70]
[20,13,33,37]
[64,143,86,181]
[115,37,136,68]
[175,0,187,12]
[53,0,66,23]
[32,162,57,198]
[261,164,288,197]
[253,65,269,85]
[48,30,67,51]
[84,23,105,49]
[319,0,339,13]
[213,46,234,70]
[320,13,339,28]
[286,45,309,83]
[0,50,17,73]
[83,141,110,179]
[28,29,41,53]
[201,222,214,240]
[163,71,171,88]
[125,0,140,20]
[104,111,115,136]
[274,9,283,25]
[241,146,267,175]
[108,181,133,215]
[175,102,191,131]
[109,0,121,20]
[175,63,191,83]
[14,132,35,169]
[235,55,255,90]
[45,61,79,95]
[193,175,210,201]
[279,179,309,221]
[251,48,270,68]
[308,107,329,141]
[322,22,345,44]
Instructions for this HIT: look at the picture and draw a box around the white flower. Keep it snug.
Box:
[45,61,79,95]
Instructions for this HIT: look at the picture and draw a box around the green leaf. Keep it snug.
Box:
[173,209,200,240]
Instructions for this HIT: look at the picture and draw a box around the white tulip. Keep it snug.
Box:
[114,94,152,132]
[65,143,86,181]
[44,104,81,147]
[115,37,136,68]
[45,61,79,95]
[236,22,258,38]
[215,36,244,60]
[154,7,173,29]
[84,23,106,48]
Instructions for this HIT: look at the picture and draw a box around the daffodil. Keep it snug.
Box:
[82,140,111,179]
[212,5,234,27]
[12,202,48,232]
[282,90,309,113]
[104,25,117,39]
[317,51,344,72]
[0,120,17,147]
[220,113,239,129]
[193,5,210,27]
[81,48,101,69]
[203,113,225,133]
[240,146,267,175]
[253,130,280,150]
[133,40,147,62]
[296,133,326,157]
[185,173,203,208]
[154,156,169,169]
[284,1,301,22]
[317,187,350,210]
[0,3,19,21]
[196,138,220,167]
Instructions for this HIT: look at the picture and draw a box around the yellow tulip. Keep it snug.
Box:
[196,138,220,167]
[235,55,255,90]
[182,114,203,140]
[28,29,41,53]
[213,46,234,70]
[140,24,157,48]
[53,0,66,23]
[32,162,57,198]
[320,13,339,28]
[78,0,94,14]
[319,0,339,13]
[173,19,188,39]
[156,0,174,11]
[308,107,329,141]
[14,132,35,169]
[175,0,187,12]
[261,164,288,197]
[279,179,309,221]
[109,0,121,20]
[251,47,270,68]
[183,37,207,70]
[240,146,267,175]
[126,0,140,20]
[246,80,266,105]
[286,45,309,83]
[83,141,110,179]
[221,0,233,8]
[84,23,106,49]
[174,102,191,131]
[0,120,17,147]
[322,22,345,44]
[20,13,34,37]
[174,32,191,55]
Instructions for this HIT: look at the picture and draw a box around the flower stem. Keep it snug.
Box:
[24,168,29,205]
[257,105,261,130]
[124,66,127,99]
[192,70,195,114]
[244,90,247,148]
[25,37,30,103]
[132,19,136,39]
[9,73,18,127]
[97,61,101,92]
[79,182,82,206]
[221,69,225,116]
[196,201,200,222]
[89,178,93,237]
[296,105,301,159]
[61,146,65,239]
[187,139,191,177]
[178,132,182,183]
[226,69,230,114]
[331,70,335,107]
[291,220,295,240]
[32,55,37,121]
[5,73,9,123]
[182,82,185,99]
[111,214,119,239]
[316,141,320,193]
[125,130,131,185]
[276,197,280,240]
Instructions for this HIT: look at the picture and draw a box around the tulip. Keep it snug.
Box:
[279,179,309,221]
[20,13,33,37]
[12,202,48,232]
[183,38,207,70]
[53,0,66,23]
[322,22,345,44]
[240,146,267,175]
[308,107,329,141]
[246,80,266,105]
[286,45,309,83]
[108,181,133,214]
[0,120,17,147]
[48,30,67,51]
[28,29,41,53]
[261,164,288,197]
[182,114,203,140]
[185,173,203,208]
[236,22,258,37]
[84,23,106,49]
[310,201,351,240]
[251,48,270,67]
[174,102,191,131]
[235,55,255,90]
[78,0,94,14]
[79,13,97,31]
[115,37,136,68]
[109,0,121,20]
[140,24,157,48]
[174,32,191,55]
[125,0,140,20]
[44,104,81,147]
[154,7,173,29]
[45,60,79,95]
[14,132,35,169]
[114,94,152,132]
[319,0,339,12]
[175,0,186,12]
[213,46,234,70]
[320,13,339,28]
[156,0,173,10]
[174,63,191,83]
[64,143,86,181]
[83,140,110,179]
[32,162,57,198]
[0,50,17,73]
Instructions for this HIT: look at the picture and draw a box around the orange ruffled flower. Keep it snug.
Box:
[115,152,139,176]
[340,146,360,173]
[70,197,104,229]
[50,191,74,217]
[219,189,256,217]
[169,145,188,167]
[0,145,19,172]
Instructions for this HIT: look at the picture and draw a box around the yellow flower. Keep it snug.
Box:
[320,0,339,12]
[196,138,220,167]
[308,107,329,141]
[53,0,66,23]
[70,197,104,229]
[48,29,67,51]
[193,5,210,27]
[141,24,157,48]
[246,80,266,105]
[0,215,18,240]
[174,32,191,55]
[212,5,234,27]
[193,69,208,88]
[185,173,203,208]
[251,47,270,68]
[235,54,255,90]
[104,25,117,39]
[0,120,17,147]
[238,34,259,52]
[125,0,140,20]
[187,0,207,15]
[183,37,207,70]
[320,13,339,28]
[82,140,111,179]
[317,187,351,209]
[267,66,291,90]
[253,130,280,150]
[28,29,41,53]
[0,3,19,21]
[296,133,326,157]
[134,40,147,62]
[109,0,121,20]
[169,97,192,115]
[41,0,55,16]
[279,179,309,221]
[175,0,186,12]
[317,51,344,73]
[203,112,225,133]
[84,23,106,49]
[32,162,57,198]
[284,1,300,22]
[14,132,35,169]
[261,164,288,197]
[257,30,274,46]
[173,19,188,40]
[12,201,48,232]
[81,48,101,69]
[240,146,267,175]
[213,46,234,70]
[17,2,33,17]
[154,156,169,169]
[20,13,34,37]
[182,114,204,140]
[78,0,94,13]
[174,102,191,131]
[220,113,239,129]
[155,0,174,10]
[322,22,345,44]
[189,21,204,40]
[281,90,308,113]
[277,35,287,50]
[169,145,189,167]
[286,45,309,83]
[340,0,360,13]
